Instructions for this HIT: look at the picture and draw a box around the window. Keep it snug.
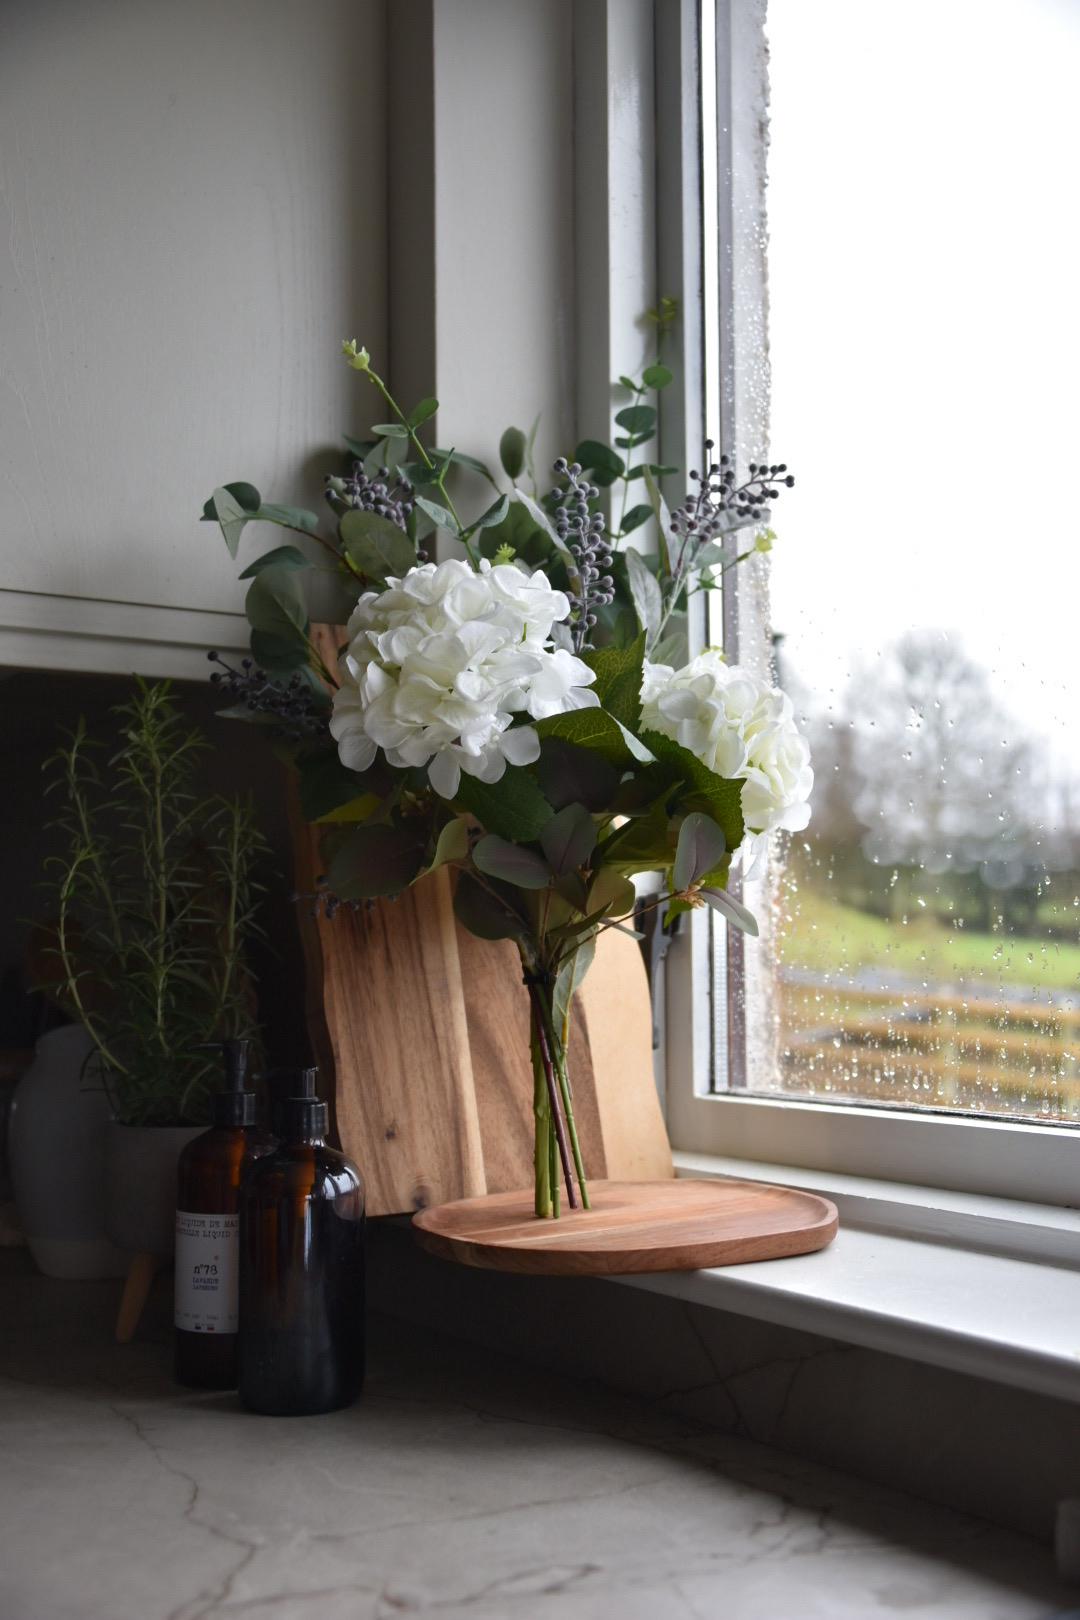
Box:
[666,0,1080,1199]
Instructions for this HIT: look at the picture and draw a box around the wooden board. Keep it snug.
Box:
[412,1178,839,1275]
[291,626,674,1216]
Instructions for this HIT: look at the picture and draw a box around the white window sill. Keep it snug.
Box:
[615,1152,1080,1405]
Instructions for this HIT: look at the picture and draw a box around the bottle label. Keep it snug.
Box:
[174,1211,239,1334]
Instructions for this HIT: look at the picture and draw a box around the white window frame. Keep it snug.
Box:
[657,0,1080,1212]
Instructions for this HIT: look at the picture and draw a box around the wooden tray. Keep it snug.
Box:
[411,1178,838,1276]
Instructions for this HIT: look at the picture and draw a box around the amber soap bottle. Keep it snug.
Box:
[174,1039,268,1390]
[238,1073,366,1415]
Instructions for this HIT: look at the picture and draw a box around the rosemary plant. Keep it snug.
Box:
[43,679,267,1125]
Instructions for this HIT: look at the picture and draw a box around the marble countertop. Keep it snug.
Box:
[0,1252,1073,1620]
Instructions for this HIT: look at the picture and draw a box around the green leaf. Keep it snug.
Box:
[587,866,638,919]
[343,435,376,459]
[642,363,673,390]
[414,495,461,535]
[540,803,597,876]
[454,765,554,842]
[371,422,410,439]
[574,439,624,487]
[618,374,639,392]
[643,469,673,576]
[249,630,309,672]
[701,887,759,936]
[210,485,258,558]
[599,796,677,875]
[619,504,653,537]
[499,426,527,481]
[426,816,470,873]
[326,823,427,899]
[339,508,417,579]
[641,729,744,855]
[614,404,657,437]
[202,481,261,522]
[297,748,387,822]
[582,632,646,732]
[673,811,728,891]
[245,563,309,639]
[430,448,499,487]
[552,937,596,1033]
[477,495,556,565]
[473,494,510,532]
[408,397,439,429]
[535,707,650,770]
[238,545,309,579]
[453,870,528,942]
[624,547,663,642]
[473,834,550,890]
[256,504,320,534]
[535,738,619,813]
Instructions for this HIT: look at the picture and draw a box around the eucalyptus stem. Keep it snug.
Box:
[531,1007,552,1218]
[531,985,577,1211]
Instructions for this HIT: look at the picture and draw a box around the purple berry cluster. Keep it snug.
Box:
[207,653,329,740]
[551,459,615,653]
[330,461,416,532]
[671,441,794,558]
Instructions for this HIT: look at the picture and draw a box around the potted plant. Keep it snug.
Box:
[201,340,813,1236]
[40,678,266,1259]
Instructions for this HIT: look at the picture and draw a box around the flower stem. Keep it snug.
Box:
[534,982,590,1211]
[531,987,577,1212]
[531,1006,552,1218]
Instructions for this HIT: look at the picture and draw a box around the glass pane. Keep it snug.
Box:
[762,0,1080,1120]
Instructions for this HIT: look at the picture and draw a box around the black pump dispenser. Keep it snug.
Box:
[262,1065,318,1136]
[199,1039,256,1128]
[239,1068,366,1415]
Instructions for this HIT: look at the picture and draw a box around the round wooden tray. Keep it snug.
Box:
[411,1178,838,1276]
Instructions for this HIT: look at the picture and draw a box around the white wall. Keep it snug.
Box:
[0,0,386,670]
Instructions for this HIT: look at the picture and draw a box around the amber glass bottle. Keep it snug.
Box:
[238,1085,365,1415]
[174,1040,269,1390]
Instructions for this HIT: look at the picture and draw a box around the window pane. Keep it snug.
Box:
[762,0,1080,1120]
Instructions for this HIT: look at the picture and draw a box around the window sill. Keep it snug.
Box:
[612,1152,1080,1405]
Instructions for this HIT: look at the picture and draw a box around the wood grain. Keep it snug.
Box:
[412,1179,839,1275]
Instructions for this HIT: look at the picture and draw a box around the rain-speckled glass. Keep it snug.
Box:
[753,0,1080,1121]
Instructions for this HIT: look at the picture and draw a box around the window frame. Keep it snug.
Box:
[657,0,1080,1211]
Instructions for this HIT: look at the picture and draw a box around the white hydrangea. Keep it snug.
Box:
[330,558,598,799]
[640,649,813,859]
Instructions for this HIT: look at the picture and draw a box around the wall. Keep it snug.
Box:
[0,0,387,675]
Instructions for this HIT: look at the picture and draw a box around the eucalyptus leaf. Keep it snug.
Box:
[619,503,653,537]
[552,937,596,1035]
[371,422,410,439]
[574,439,624,487]
[249,630,309,673]
[499,426,527,481]
[325,823,427,899]
[586,866,637,919]
[473,493,510,531]
[202,481,260,522]
[624,546,663,642]
[614,404,656,437]
[453,870,527,942]
[414,495,461,535]
[408,397,439,428]
[539,803,597,877]
[642,363,673,390]
[245,563,309,637]
[297,747,389,822]
[343,435,376,460]
[430,448,499,487]
[238,545,309,579]
[473,834,550,890]
[673,811,728,891]
[642,468,673,577]
[256,504,320,534]
[339,508,417,578]
[701,887,759,936]
[211,485,257,559]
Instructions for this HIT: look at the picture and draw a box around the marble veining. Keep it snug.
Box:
[0,1255,1074,1620]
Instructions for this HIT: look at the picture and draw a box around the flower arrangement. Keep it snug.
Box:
[204,334,810,1217]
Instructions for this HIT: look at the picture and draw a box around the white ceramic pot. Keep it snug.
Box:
[8,1026,127,1279]
[104,1121,203,1257]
